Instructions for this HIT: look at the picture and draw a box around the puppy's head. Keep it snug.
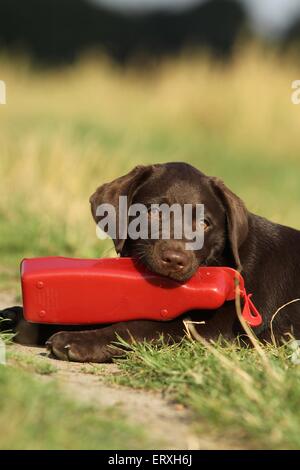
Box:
[90,162,248,281]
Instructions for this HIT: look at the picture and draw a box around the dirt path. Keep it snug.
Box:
[1,292,231,450]
[10,344,207,449]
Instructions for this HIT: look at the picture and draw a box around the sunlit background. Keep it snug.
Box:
[0,0,300,285]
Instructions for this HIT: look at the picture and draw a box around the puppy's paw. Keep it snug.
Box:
[46,331,117,363]
[0,306,23,330]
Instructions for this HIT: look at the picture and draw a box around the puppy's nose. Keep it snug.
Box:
[161,250,188,271]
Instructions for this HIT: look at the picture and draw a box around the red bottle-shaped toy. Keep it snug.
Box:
[21,257,262,327]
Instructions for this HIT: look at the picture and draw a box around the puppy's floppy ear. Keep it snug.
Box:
[89,165,154,254]
[209,177,248,270]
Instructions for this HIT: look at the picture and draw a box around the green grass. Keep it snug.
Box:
[0,319,15,343]
[7,349,58,375]
[0,320,155,450]
[0,325,155,449]
[0,365,154,450]
[112,336,300,449]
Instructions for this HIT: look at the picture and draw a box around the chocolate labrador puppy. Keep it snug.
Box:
[2,162,300,361]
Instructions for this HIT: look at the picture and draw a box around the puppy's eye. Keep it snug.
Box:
[200,219,210,231]
[148,206,160,218]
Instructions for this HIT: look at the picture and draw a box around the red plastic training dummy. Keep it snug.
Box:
[21,257,262,327]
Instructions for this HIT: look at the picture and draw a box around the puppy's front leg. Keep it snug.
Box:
[47,319,185,362]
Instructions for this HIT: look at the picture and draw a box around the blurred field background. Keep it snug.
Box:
[1,46,300,294]
[1,0,300,451]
